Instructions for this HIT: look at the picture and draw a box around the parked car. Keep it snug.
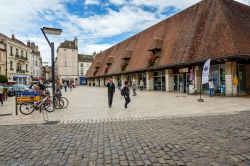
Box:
[7,85,29,97]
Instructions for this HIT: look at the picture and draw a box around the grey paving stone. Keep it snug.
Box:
[0,112,249,165]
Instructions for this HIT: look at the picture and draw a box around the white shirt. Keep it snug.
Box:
[0,86,3,94]
[209,81,214,89]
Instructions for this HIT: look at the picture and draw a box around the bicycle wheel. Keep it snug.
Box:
[53,97,64,109]
[19,103,35,115]
[61,97,69,108]
[43,99,55,112]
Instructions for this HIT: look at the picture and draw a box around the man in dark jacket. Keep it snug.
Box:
[106,78,115,108]
[121,81,130,110]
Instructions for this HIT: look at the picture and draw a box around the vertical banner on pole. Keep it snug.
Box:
[198,58,211,102]
[202,58,211,85]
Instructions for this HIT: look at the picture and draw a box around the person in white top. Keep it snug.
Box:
[139,80,144,91]
[0,83,4,105]
[208,79,215,97]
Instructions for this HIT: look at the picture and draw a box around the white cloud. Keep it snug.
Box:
[236,0,250,5]
[109,0,126,5]
[79,43,114,55]
[84,0,100,5]
[77,6,161,38]
[0,0,249,65]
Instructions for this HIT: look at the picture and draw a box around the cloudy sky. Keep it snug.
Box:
[0,0,249,64]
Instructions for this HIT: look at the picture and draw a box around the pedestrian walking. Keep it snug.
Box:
[132,80,137,96]
[0,83,4,105]
[64,82,67,92]
[139,80,144,91]
[106,78,115,108]
[55,83,62,97]
[209,79,215,97]
[118,81,121,91]
[121,81,130,110]
[69,83,73,92]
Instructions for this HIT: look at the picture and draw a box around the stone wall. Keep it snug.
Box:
[146,72,154,90]
[195,66,202,93]
[225,62,237,96]
[165,69,174,92]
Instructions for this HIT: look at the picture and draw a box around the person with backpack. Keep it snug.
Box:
[121,81,131,110]
[38,80,46,93]
[106,78,115,108]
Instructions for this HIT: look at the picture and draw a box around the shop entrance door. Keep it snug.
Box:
[174,74,184,92]
[238,65,246,93]
[153,71,166,91]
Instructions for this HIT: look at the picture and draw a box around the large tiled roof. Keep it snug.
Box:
[58,38,78,50]
[86,0,250,78]
[78,54,93,62]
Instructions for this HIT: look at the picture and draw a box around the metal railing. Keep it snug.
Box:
[15,55,28,60]
[16,69,26,74]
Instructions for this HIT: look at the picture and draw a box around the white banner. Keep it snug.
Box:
[202,58,211,84]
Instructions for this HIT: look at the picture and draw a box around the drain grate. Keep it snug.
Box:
[43,121,59,125]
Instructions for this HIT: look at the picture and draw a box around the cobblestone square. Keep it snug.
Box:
[0,111,249,165]
[0,87,250,125]
[0,87,250,165]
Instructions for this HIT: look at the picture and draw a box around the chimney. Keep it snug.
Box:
[74,37,78,47]
[31,42,35,50]
[27,40,31,47]
[35,46,39,52]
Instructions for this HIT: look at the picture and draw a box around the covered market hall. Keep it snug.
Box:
[86,0,250,96]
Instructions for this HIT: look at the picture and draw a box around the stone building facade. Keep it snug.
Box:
[78,54,93,85]
[0,34,6,76]
[28,41,43,81]
[56,38,78,84]
[5,35,31,84]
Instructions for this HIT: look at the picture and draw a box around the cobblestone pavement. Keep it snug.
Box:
[0,111,249,166]
[0,87,250,125]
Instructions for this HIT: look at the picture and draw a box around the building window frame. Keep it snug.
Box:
[10,46,13,55]
[10,61,13,70]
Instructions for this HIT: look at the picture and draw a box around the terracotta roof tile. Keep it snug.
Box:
[86,0,250,78]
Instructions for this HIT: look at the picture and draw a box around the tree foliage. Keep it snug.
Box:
[0,75,8,83]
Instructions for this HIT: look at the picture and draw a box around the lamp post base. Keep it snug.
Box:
[197,99,204,102]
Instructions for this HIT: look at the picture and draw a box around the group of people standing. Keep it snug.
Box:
[107,78,144,110]
[63,82,75,92]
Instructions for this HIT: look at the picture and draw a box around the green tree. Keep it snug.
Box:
[0,75,8,83]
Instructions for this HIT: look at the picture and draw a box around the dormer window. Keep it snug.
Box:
[121,49,132,71]
[148,37,163,67]
[105,56,113,74]
[122,49,132,60]
[94,61,102,76]
[106,56,114,66]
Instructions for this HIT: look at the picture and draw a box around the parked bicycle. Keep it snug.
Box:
[19,95,55,115]
[53,95,69,109]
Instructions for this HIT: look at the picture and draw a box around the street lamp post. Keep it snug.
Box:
[41,27,62,96]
